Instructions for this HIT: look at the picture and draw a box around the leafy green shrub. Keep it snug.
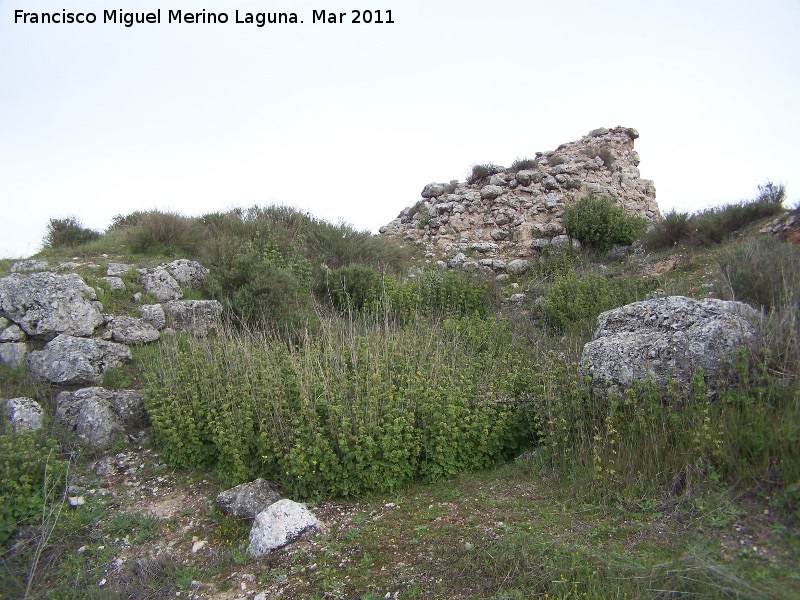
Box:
[541,271,659,333]
[714,235,800,311]
[0,429,68,546]
[123,210,203,256]
[144,317,536,498]
[581,145,615,168]
[642,210,690,249]
[42,217,100,249]
[385,269,498,321]
[563,194,648,252]
[324,264,381,311]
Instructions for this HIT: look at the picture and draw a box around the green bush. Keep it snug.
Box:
[642,210,690,248]
[123,210,203,256]
[509,157,538,173]
[541,271,659,333]
[144,317,536,498]
[0,429,68,546]
[42,217,100,249]
[581,145,615,169]
[467,163,499,184]
[324,264,382,312]
[715,235,800,311]
[563,194,648,252]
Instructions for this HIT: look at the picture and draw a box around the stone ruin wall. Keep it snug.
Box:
[380,126,661,270]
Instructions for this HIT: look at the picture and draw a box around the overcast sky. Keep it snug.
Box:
[1,0,798,258]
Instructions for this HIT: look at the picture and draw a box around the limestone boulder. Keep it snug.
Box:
[55,387,146,449]
[216,479,281,520]
[139,267,183,302]
[163,300,222,336]
[3,397,43,433]
[110,316,160,345]
[106,263,133,277]
[248,499,319,558]
[580,296,759,395]
[0,342,28,367]
[139,304,166,330]
[27,334,131,385]
[163,259,208,290]
[0,272,103,339]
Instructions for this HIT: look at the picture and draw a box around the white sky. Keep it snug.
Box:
[1,0,798,258]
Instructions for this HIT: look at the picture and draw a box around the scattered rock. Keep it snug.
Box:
[55,387,146,449]
[3,397,43,433]
[139,304,166,330]
[163,300,222,336]
[27,334,131,385]
[0,272,104,339]
[580,296,759,395]
[10,260,49,273]
[106,263,132,277]
[139,267,183,302]
[216,479,282,520]
[163,259,208,290]
[110,316,160,345]
[99,276,126,291]
[248,499,319,558]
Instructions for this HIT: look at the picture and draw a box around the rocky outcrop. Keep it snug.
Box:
[0,272,103,339]
[380,126,659,270]
[579,296,759,395]
[55,387,146,449]
[760,212,800,249]
[109,316,160,345]
[3,397,43,433]
[163,259,208,290]
[139,267,183,302]
[163,300,222,336]
[27,334,131,385]
[248,499,319,558]
[216,479,281,520]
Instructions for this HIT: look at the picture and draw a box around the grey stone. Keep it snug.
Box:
[163,300,222,336]
[470,242,499,253]
[163,259,208,291]
[531,239,550,250]
[580,296,759,395]
[0,324,26,342]
[99,277,126,291]
[139,304,166,330]
[27,334,131,385]
[106,263,132,277]
[515,170,535,186]
[479,259,507,272]
[139,267,183,302]
[0,272,103,339]
[10,260,49,273]
[507,259,530,276]
[507,293,527,306]
[588,127,609,137]
[248,500,319,558]
[490,229,510,241]
[3,397,43,433]
[489,174,507,186]
[480,185,504,200]
[110,316,160,345]
[421,183,445,198]
[55,387,145,449]
[0,342,28,367]
[543,176,559,190]
[217,479,281,520]
[447,253,467,269]
[545,194,560,209]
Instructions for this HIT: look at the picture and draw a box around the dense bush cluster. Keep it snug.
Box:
[144,317,536,498]
[644,183,786,249]
[42,217,100,249]
[563,194,648,252]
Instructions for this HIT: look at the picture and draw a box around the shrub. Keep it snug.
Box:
[541,271,659,333]
[0,429,68,546]
[123,210,203,256]
[144,317,536,498]
[714,235,800,311]
[509,157,538,173]
[42,216,100,249]
[467,163,500,184]
[324,264,381,312]
[563,194,648,252]
[581,145,615,168]
[548,155,566,166]
[642,210,690,249]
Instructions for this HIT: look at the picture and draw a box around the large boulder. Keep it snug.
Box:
[163,259,208,290]
[110,316,160,345]
[27,334,131,385]
[0,272,103,339]
[163,300,222,336]
[216,479,281,520]
[248,499,319,558]
[55,387,146,449]
[3,397,43,433]
[580,296,759,395]
[139,267,183,302]
[139,304,166,330]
